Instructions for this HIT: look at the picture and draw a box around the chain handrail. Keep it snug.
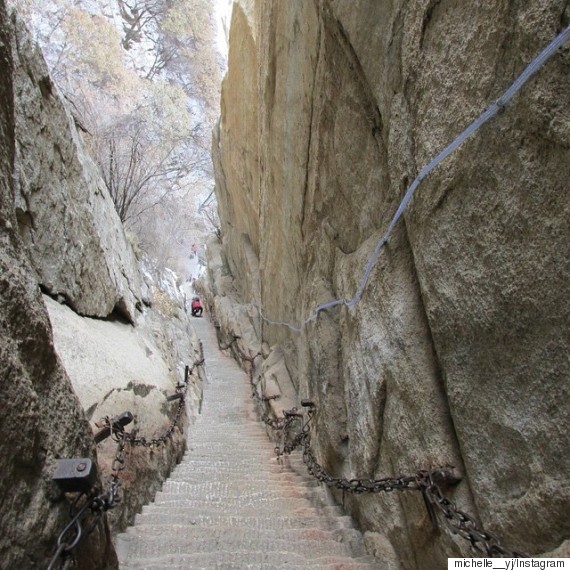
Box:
[124,359,204,448]
[219,333,529,559]
[279,403,527,558]
[52,319,528,563]
[46,358,204,569]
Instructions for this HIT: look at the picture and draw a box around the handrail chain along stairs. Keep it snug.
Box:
[227,329,528,559]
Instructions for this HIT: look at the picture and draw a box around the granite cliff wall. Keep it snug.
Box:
[11,15,143,323]
[0,4,117,567]
[0,8,202,566]
[207,1,570,567]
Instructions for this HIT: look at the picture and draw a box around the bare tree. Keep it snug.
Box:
[199,199,221,240]
[13,0,225,272]
[97,120,209,224]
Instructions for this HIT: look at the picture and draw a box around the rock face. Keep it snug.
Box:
[44,287,204,534]
[43,260,205,535]
[11,15,142,322]
[207,1,570,567]
[1,8,202,566]
[0,3,116,567]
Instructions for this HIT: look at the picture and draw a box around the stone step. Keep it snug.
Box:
[175,453,308,466]
[183,452,278,460]
[185,442,276,448]
[183,452,285,461]
[116,533,359,560]
[177,454,298,464]
[173,459,308,469]
[166,474,318,487]
[185,434,275,440]
[172,458,306,471]
[185,443,277,450]
[141,502,345,520]
[160,479,320,496]
[179,455,282,464]
[185,440,284,448]
[169,465,305,478]
[133,512,355,531]
[151,494,321,513]
[118,550,378,570]
[121,524,367,555]
[156,482,337,513]
[142,499,344,517]
[185,430,276,435]
[178,447,303,460]
[186,442,277,449]
[172,461,281,471]
[167,469,304,479]
[116,319,376,569]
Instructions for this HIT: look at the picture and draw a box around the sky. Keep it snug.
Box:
[215,0,232,59]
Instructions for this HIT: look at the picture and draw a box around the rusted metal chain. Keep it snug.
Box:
[47,358,204,569]
[415,470,527,557]
[46,499,93,570]
[120,359,203,448]
[279,402,527,558]
[219,330,528,557]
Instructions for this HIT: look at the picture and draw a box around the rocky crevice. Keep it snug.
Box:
[10,12,143,322]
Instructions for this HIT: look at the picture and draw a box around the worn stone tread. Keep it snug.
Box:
[161,479,318,493]
[118,549,377,569]
[133,512,355,531]
[119,552,376,570]
[118,535,360,559]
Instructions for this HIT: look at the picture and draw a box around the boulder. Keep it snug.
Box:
[11,15,142,322]
[44,271,204,533]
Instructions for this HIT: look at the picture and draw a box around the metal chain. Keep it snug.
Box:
[217,328,528,558]
[122,359,204,448]
[106,428,127,509]
[47,358,204,569]
[46,499,93,570]
[125,400,183,448]
[415,470,528,557]
[280,405,527,558]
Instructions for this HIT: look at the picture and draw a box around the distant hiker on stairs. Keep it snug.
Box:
[191,296,203,317]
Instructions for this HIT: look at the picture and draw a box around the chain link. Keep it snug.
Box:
[47,358,204,569]
[217,327,529,559]
[46,499,92,570]
[415,470,527,557]
[273,404,528,558]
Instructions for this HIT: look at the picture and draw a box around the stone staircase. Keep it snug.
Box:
[115,316,379,569]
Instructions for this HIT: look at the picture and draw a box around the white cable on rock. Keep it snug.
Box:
[257,24,570,332]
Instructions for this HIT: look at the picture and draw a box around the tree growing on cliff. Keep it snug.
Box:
[98,127,209,224]
[9,0,224,271]
[198,195,221,240]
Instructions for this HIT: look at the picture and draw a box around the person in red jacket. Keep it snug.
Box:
[191,296,203,317]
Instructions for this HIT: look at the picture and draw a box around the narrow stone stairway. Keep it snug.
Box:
[115,316,379,569]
